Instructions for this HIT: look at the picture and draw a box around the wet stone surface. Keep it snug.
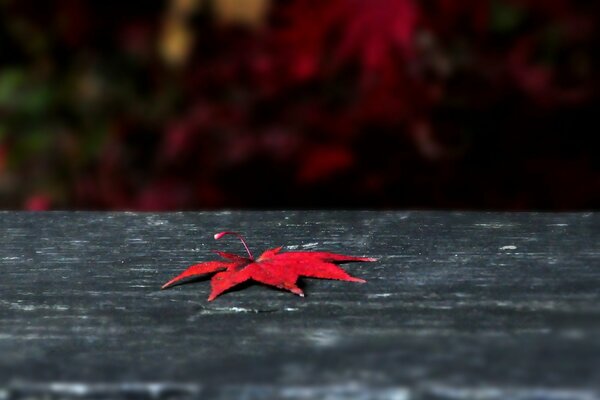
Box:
[0,211,599,399]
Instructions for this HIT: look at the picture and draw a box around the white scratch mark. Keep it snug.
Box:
[0,301,70,312]
[214,211,232,216]
[305,329,341,347]
[281,384,410,400]
[228,307,251,313]
[127,238,147,243]
[368,293,393,298]
[427,385,597,400]
[147,219,168,226]
[475,223,514,229]
[9,382,202,397]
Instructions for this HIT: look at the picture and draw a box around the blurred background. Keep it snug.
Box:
[0,0,597,210]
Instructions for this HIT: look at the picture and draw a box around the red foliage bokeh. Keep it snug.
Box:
[0,0,597,209]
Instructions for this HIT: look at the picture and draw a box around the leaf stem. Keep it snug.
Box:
[214,231,254,260]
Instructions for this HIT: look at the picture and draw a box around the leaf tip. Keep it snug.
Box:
[161,280,174,290]
[207,290,219,301]
[214,232,227,240]
[347,276,367,283]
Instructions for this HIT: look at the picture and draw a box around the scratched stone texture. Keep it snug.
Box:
[0,211,598,400]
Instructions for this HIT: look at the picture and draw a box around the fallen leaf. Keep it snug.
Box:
[162,231,376,300]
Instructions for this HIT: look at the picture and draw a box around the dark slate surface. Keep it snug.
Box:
[0,211,599,400]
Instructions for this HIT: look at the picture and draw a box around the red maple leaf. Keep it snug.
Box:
[161,231,376,301]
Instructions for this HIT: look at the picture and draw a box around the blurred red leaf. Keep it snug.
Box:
[25,195,52,211]
[277,0,419,80]
[297,146,354,183]
[332,0,419,71]
[508,36,591,106]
